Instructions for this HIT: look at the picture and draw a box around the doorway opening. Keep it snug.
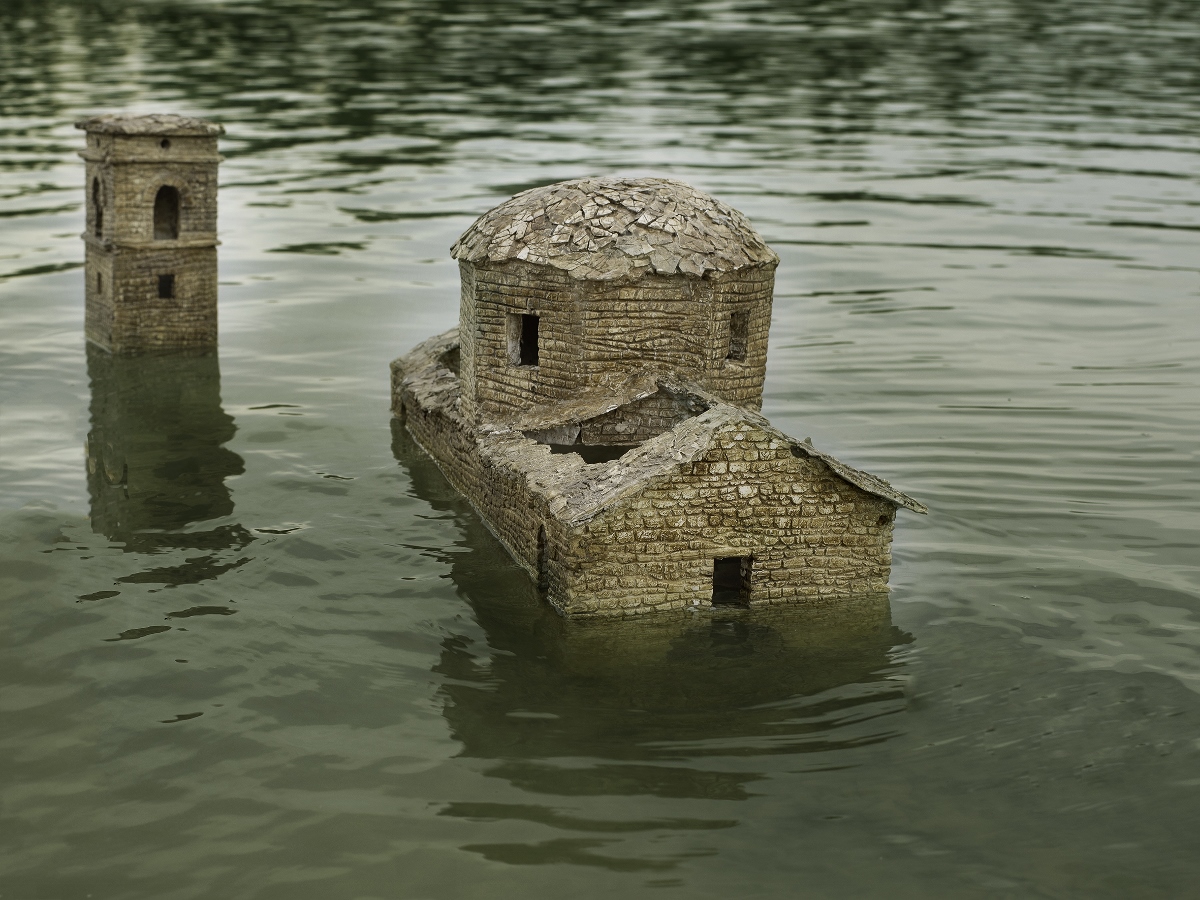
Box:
[712,556,752,607]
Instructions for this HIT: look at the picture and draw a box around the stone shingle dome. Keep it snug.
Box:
[451,176,778,281]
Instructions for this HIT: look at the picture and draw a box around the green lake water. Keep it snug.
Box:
[1,1,1199,897]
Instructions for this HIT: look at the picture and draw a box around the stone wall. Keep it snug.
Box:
[81,130,220,353]
[394,335,899,621]
[577,388,704,445]
[459,258,775,424]
[458,259,582,423]
[84,133,220,244]
[85,244,218,351]
[693,265,774,410]
[556,420,895,617]
[580,264,774,412]
[455,262,479,419]
[394,346,575,604]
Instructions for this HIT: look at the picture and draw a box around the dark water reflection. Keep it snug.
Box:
[393,422,914,873]
[395,422,911,772]
[84,346,252,565]
[2,0,1200,896]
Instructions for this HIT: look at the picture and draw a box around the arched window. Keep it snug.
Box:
[153,186,180,240]
[92,178,102,237]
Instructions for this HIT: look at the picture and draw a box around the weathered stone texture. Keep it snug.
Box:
[394,177,924,619]
[393,329,924,619]
[576,388,705,446]
[77,114,223,353]
[85,244,218,351]
[451,176,778,280]
[556,422,896,616]
[459,256,773,423]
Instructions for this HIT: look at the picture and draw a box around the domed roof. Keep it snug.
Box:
[451,177,778,281]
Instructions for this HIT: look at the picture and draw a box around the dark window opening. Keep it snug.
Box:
[727,310,749,362]
[96,273,102,295]
[157,274,175,299]
[92,179,102,237]
[160,138,171,150]
[519,313,539,366]
[507,312,541,367]
[548,443,636,464]
[712,556,752,607]
[536,526,548,593]
[153,185,180,240]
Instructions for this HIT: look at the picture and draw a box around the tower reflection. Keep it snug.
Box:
[85,344,252,574]
[391,418,912,804]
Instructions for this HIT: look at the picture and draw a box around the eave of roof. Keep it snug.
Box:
[531,405,924,527]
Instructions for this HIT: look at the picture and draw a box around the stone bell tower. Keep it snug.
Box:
[77,113,224,353]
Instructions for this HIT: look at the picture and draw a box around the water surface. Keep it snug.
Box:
[2,1,1199,897]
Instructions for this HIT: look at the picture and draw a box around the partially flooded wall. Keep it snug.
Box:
[394,336,897,620]
[557,420,896,617]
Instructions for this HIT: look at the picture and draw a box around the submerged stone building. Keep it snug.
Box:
[392,177,925,618]
[77,113,223,353]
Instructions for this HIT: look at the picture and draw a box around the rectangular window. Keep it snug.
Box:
[509,312,540,367]
[157,274,175,299]
[712,556,752,607]
[727,311,749,362]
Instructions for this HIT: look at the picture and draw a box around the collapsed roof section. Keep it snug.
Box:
[393,329,927,528]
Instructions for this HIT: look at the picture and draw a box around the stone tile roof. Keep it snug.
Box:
[451,177,779,281]
[75,113,224,136]
[540,407,927,526]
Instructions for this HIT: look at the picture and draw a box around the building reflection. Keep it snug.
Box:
[391,418,912,804]
[85,344,252,577]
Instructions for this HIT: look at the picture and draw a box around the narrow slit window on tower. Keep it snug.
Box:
[727,310,749,362]
[92,178,102,237]
[157,274,175,299]
[712,556,752,607]
[153,185,180,240]
[536,525,548,593]
[509,312,540,367]
[96,273,102,295]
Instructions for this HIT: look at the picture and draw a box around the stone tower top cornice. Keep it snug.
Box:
[75,113,224,137]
